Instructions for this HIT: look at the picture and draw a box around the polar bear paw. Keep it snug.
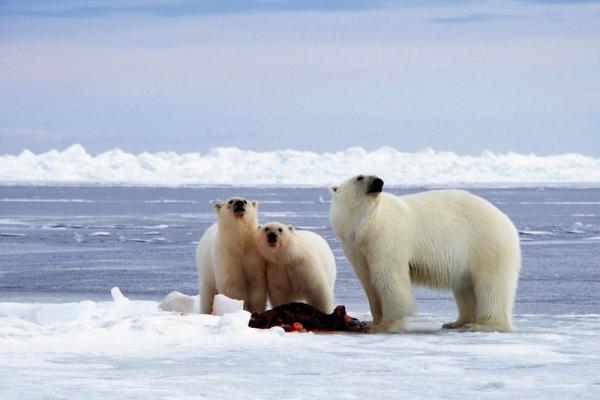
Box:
[459,322,511,333]
[442,320,467,330]
[370,318,407,334]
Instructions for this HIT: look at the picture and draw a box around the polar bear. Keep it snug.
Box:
[329,175,521,332]
[196,197,267,314]
[256,221,337,314]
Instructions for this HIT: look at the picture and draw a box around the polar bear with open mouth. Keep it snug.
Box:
[196,197,267,314]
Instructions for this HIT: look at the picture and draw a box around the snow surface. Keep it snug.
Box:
[2,144,600,186]
[1,289,599,399]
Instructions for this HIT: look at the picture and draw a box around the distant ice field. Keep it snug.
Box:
[2,145,600,185]
[1,185,599,399]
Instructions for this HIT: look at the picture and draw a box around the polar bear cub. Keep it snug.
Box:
[330,175,521,332]
[196,197,267,314]
[256,222,337,314]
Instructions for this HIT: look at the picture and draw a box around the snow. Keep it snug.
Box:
[212,293,245,316]
[2,144,600,186]
[158,291,196,313]
[1,289,599,399]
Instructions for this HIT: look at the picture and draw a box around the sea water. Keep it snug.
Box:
[0,185,599,313]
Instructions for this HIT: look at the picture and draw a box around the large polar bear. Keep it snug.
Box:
[256,221,337,314]
[196,197,267,314]
[330,175,521,332]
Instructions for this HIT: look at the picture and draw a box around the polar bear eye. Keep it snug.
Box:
[264,227,269,232]
[243,200,247,204]
[278,228,283,233]
[228,200,233,205]
[357,175,364,181]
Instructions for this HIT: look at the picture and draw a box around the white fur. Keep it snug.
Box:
[196,197,267,314]
[256,222,337,314]
[330,175,521,332]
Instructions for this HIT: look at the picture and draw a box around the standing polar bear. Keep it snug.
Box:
[196,197,267,314]
[256,222,337,314]
[330,175,521,332]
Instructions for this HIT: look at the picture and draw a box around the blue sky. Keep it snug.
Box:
[1,0,599,155]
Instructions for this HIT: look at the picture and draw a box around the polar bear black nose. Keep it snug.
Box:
[267,232,278,243]
[233,200,245,212]
[367,177,384,194]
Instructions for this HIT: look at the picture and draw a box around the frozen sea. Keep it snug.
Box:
[1,185,599,399]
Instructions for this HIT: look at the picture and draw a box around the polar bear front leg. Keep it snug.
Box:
[200,282,217,314]
[346,253,382,323]
[362,281,383,325]
[246,273,268,313]
[371,261,415,333]
[215,264,249,308]
[267,287,292,308]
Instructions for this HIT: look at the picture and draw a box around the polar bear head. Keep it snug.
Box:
[213,197,259,230]
[256,221,295,261]
[330,175,384,210]
[329,175,384,242]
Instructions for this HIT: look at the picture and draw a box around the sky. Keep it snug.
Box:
[1,0,599,155]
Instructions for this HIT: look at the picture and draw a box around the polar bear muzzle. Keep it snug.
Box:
[267,231,278,245]
[232,199,247,216]
[366,177,384,194]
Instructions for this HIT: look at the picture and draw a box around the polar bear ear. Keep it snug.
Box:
[330,186,339,194]
[212,201,223,213]
[287,225,295,232]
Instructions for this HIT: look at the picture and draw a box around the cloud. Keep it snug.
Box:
[518,0,600,4]
[430,13,521,24]
[0,127,73,141]
[1,0,599,155]
[0,0,383,18]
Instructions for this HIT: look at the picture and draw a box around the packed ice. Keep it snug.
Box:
[2,144,600,185]
[1,289,599,399]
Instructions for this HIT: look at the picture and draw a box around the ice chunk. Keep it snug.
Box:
[159,291,196,313]
[212,294,244,316]
[519,230,553,236]
[89,231,110,236]
[110,287,129,304]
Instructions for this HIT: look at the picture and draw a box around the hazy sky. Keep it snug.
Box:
[1,0,599,155]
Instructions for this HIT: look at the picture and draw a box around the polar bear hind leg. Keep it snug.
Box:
[463,262,518,332]
[443,284,477,329]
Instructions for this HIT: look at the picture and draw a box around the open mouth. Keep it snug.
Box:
[233,210,245,218]
[267,242,277,248]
